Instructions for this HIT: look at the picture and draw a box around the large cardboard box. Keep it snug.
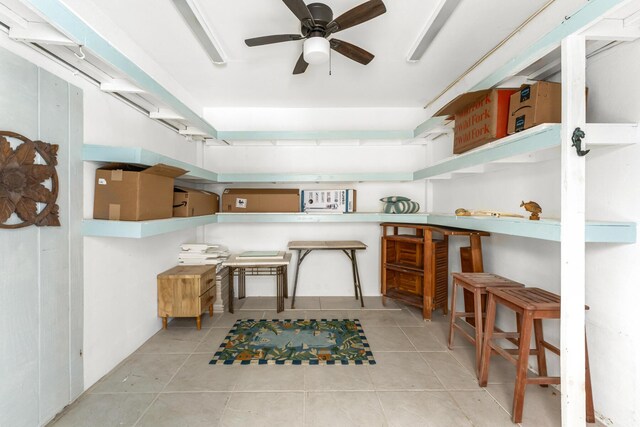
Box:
[221,188,300,213]
[173,186,219,217]
[301,189,357,213]
[94,163,186,221]
[436,89,516,154]
[507,81,562,134]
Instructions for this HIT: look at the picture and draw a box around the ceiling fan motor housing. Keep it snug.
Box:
[307,3,334,27]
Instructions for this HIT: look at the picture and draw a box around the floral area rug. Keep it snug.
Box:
[210,319,375,365]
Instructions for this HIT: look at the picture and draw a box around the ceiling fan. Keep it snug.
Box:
[245,0,386,74]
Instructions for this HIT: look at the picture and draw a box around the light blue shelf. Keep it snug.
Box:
[80,212,635,242]
[82,215,218,238]
[83,144,218,183]
[426,214,636,243]
[413,125,560,180]
[81,126,636,242]
[216,172,414,183]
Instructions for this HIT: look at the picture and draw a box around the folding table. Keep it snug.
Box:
[288,240,367,309]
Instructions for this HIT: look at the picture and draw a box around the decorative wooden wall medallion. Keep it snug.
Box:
[0,131,60,228]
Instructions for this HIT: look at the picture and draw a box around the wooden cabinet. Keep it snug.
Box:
[381,223,488,320]
[157,265,217,329]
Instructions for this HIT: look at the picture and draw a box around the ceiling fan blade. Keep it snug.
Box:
[328,0,386,34]
[282,0,315,27]
[330,39,374,65]
[293,52,309,74]
[245,34,303,47]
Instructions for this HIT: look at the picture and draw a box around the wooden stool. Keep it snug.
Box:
[448,273,525,377]
[478,287,595,424]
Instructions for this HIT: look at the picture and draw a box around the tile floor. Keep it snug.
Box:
[49,297,601,427]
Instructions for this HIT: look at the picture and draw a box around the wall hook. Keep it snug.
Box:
[571,127,590,157]
[74,45,86,60]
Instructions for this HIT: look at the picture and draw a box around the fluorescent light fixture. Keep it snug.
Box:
[407,0,461,62]
[9,21,75,45]
[303,37,330,64]
[172,0,226,64]
[179,126,209,136]
[100,79,145,93]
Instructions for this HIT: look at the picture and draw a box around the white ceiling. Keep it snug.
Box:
[45,0,588,109]
[2,0,597,111]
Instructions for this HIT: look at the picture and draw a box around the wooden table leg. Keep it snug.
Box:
[463,234,485,325]
[228,267,235,314]
[512,310,534,423]
[473,288,484,378]
[381,227,388,295]
[585,335,595,423]
[479,293,498,387]
[196,315,202,330]
[422,229,434,320]
[209,303,214,317]
[448,279,458,349]
[162,316,168,329]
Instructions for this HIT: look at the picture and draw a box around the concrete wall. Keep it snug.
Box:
[427,40,640,426]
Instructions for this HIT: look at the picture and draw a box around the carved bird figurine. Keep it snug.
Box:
[520,201,542,221]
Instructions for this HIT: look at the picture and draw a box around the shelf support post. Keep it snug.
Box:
[560,34,587,427]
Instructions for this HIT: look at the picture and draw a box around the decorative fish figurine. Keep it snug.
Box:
[520,201,542,221]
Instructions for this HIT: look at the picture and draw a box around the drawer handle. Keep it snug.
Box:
[206,278,214,285]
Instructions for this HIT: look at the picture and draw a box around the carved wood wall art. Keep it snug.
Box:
[0,131,60,228]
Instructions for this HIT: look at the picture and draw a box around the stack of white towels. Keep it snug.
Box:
[178,243,230,270]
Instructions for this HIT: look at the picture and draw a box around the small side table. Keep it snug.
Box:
[223,253,292,313]
[157,265,217,330]
[288,240,367,309]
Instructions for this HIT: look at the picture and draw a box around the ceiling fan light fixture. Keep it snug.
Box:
[303,37,330,65]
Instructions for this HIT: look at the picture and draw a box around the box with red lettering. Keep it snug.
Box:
[435,89,516,154]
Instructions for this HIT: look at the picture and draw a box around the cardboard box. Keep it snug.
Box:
[93,163,186,221]
[173,186,219,217]
[508,81,562,134]
[301,189,357,213]
[221,188,300,213]
[436,89,516,154]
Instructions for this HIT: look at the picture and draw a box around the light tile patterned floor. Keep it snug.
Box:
[49,297,600,427]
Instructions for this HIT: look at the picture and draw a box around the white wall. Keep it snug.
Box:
[581,39,640,427]
[0,33,202,393]
[81,86,200,389]
[205,144,426,297]
[426,40,640,426]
